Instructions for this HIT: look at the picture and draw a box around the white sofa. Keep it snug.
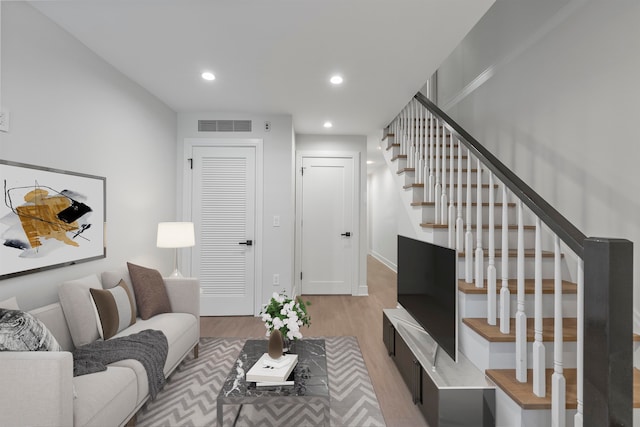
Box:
[0,265,200,427]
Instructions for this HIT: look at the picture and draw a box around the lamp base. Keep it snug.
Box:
[169,268,183,278]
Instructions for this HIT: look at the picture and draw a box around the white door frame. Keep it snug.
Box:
[183,138,264,315]
[294,151,360,297]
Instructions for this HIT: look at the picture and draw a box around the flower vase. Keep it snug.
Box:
[282,336,291,353]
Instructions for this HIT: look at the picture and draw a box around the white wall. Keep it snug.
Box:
[177,113,295,311]
[295,134,368,293]
[0,3,177,310]
[368,164,400,270]
[437,0,640,314]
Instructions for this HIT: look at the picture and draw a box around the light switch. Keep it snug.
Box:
[273,215,280,227]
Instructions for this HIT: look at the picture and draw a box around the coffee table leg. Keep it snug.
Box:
[217,399,223,426]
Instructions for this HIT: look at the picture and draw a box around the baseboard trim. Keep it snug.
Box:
[369,250,397,272]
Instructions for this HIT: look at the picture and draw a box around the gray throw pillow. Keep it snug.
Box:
[0,309,61,351]
[127,262,172,320]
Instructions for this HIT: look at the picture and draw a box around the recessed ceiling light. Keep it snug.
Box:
[201,72,215,81]
[323,121,333,128]
[367,160,374,165]
[330,75,343,85]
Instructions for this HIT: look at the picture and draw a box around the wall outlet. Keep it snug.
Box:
[273,273,280,285]
[264,121,271,132]
[0,110,10,133]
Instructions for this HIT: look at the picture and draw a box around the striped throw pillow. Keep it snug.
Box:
[90,280,136,340]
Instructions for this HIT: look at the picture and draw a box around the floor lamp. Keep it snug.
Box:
[157,222,195,277]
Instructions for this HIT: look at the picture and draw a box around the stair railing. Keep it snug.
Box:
[385,92,633,426]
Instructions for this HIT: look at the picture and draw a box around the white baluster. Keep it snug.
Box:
[574,260,584,427]
[448,136,456,247]
[487,171,496,325]
[475,159,484,289]
[417,105,423,184]
[500,184,510,334]
[533,217,546,397]
[552,236,566,427]
[441,128,448,225]
[465,149,473,283]
[434,120,441,223]
[516,200,527,382]
[428,113,435,202]
[408,102,414,170]
[456,140,464,251]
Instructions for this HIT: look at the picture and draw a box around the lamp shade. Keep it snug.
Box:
[157,222,195,248]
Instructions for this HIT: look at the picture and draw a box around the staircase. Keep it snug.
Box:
[381,93,636,426]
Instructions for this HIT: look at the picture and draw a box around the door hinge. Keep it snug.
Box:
[301,166,305,176]
[300,272,303,280]
[188,158,193,169]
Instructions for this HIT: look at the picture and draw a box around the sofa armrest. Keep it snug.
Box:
[164,277,200,321]
[0,351,74,427]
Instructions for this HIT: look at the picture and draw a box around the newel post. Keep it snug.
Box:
[583,237,633,426]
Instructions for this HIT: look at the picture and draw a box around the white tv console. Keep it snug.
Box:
[383,308,495,427]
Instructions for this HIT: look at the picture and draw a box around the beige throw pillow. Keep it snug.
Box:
[58,274,102,347]
[127,262,172,320]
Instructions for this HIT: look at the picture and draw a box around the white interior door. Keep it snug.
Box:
[300,156,354,295]
[192,145,256,315]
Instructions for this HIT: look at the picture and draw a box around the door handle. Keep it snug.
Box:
[341,232,351,237]
[238,240,253,246]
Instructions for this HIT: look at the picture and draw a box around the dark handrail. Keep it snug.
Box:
[412,92,586,257]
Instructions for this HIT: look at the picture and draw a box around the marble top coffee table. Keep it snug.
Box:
[217,339,330,427]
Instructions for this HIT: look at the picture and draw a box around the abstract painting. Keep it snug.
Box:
[1,160,106,279]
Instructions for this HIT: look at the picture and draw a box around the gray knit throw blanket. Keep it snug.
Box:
[72,329,168,399]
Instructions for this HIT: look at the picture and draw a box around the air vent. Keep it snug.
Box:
[198,120,252,132]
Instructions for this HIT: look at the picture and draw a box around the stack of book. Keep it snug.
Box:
[246,353,298,386]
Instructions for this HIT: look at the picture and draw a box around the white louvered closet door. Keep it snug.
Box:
[192,146,256,315]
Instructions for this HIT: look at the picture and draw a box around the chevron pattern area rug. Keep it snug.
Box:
[136,336,386,427]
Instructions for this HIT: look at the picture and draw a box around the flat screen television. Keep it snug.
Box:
[397,235,458,362]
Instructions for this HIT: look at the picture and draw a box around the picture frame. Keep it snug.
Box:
[0,160,106,279]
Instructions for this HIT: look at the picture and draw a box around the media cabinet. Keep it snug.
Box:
[383,308,496,427]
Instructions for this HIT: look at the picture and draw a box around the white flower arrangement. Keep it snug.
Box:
[260,291,311,341]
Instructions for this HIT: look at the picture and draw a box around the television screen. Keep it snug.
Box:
[397,235,457,362]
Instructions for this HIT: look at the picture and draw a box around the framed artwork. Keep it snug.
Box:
[0,160,106,279]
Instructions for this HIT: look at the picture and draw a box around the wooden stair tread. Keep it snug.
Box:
[398,168,480,175]
[404,183,497,189]
[391,155,407,161]
[463,317,578,342]
[485,368,640,410]
[457,249,557,258]
[421,223,536,230]
[458,278,577,295]
[397,168,415,174]
[411,201,516,207]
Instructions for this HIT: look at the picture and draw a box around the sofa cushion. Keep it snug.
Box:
[127,263,172,320]
[0,309,61,351]
[90,280,137,340]
[114,312,198,376]
[0,297,20,310]
[58,274,102,347]
[73,366,137,427]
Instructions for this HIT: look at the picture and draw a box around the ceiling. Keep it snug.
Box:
[30,0,493,142]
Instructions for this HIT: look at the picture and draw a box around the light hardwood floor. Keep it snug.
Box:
[200,255,428,427]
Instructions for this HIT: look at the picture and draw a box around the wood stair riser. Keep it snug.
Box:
[420,204,517,226]
[456,256,560,280]
[427,225,536,250]
[459,291,577,319]
[459,326,578,371]
[404,184,500,204]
